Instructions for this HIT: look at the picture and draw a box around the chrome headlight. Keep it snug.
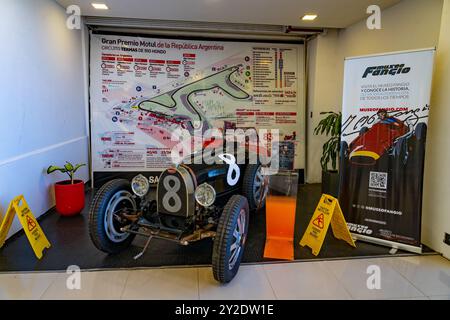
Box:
[131,174,150,197]
[194,183,216,207]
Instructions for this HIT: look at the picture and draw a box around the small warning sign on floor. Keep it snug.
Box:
[300,194,356,256]
[0,195,51,259]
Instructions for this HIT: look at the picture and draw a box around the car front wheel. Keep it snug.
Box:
[89,179,137,254]
[212,195,249,283]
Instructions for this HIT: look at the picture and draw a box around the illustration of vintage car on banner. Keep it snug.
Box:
[341,109,427,168]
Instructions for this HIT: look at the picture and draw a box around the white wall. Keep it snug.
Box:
[335,0,444,103]
[422,0,450,259]
[0,0,89,239]
[306,30,341,182]
[307,0,444,183]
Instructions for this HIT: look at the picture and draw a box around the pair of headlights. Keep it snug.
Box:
[131,174,216,207]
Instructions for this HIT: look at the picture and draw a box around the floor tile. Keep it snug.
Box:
[323,258,425,300]
[263,261,352,300]
[429,295,450,300]
[389,296,429,300]
[388,255,450,296]
[198,265,276,300]
[0,272,57,300]
[121,267,198,300]
[40,270,129,300]
[3,256,449,300]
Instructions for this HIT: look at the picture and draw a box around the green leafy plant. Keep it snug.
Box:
[47,162,86,184]
[314,111,342,171]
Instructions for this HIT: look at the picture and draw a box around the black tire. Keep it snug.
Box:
[414,123,427,140]
[212,195,249,283]
[340,141,349,163]
[410,122,427,169]
[393,137,408,165]
[242,164,266,210]
[339,141,349,197]
[89,179,137,254]
[359,126,369,136]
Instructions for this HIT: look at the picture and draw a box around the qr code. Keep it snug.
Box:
[369,171,388,189]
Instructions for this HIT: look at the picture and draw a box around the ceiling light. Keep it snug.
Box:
[302,14,317,21]
[92,3,109,10]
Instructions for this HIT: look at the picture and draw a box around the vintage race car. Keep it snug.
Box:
[88,149,268,283]
[341,118,427,166]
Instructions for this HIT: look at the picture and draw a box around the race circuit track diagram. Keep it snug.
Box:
[91,34,303,172]
[138,65,250,132]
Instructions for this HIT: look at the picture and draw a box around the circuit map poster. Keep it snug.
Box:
[90,34,305,184]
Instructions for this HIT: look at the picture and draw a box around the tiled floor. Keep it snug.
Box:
[0,255,449,300]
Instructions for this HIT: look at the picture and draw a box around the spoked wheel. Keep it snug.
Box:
[89,179,137,254]
[229,208,246,270]
[212,195,249,283]
[104,190,136,243]
[242,164,267,210]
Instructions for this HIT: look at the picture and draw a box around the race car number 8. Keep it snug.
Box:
[162,175,182,213]
[218,153,240,186]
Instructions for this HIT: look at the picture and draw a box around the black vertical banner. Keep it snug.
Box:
[339,49,435,252]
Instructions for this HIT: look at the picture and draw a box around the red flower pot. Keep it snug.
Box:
[54,180,85,216]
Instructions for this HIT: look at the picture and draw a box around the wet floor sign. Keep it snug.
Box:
[300,194,356,256]
[0,195,51,259]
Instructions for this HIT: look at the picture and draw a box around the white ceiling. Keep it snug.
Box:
[56,0,402,28]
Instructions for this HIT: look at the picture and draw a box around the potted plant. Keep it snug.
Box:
[47,162,86,216]
[314,111,342,197]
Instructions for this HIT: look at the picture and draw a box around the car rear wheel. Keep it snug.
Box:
[410,122,427,169]
[212,195,249,283]
[242,164,267,210]
[359,126,369,136]
[339,141,349,195]
[340,141,349,162]
[89,179,137,254]
[414,123,427,140]
[393,137,408,165]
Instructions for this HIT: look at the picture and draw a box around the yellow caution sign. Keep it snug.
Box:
[0,195,51,259]
[300,194,355,256]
